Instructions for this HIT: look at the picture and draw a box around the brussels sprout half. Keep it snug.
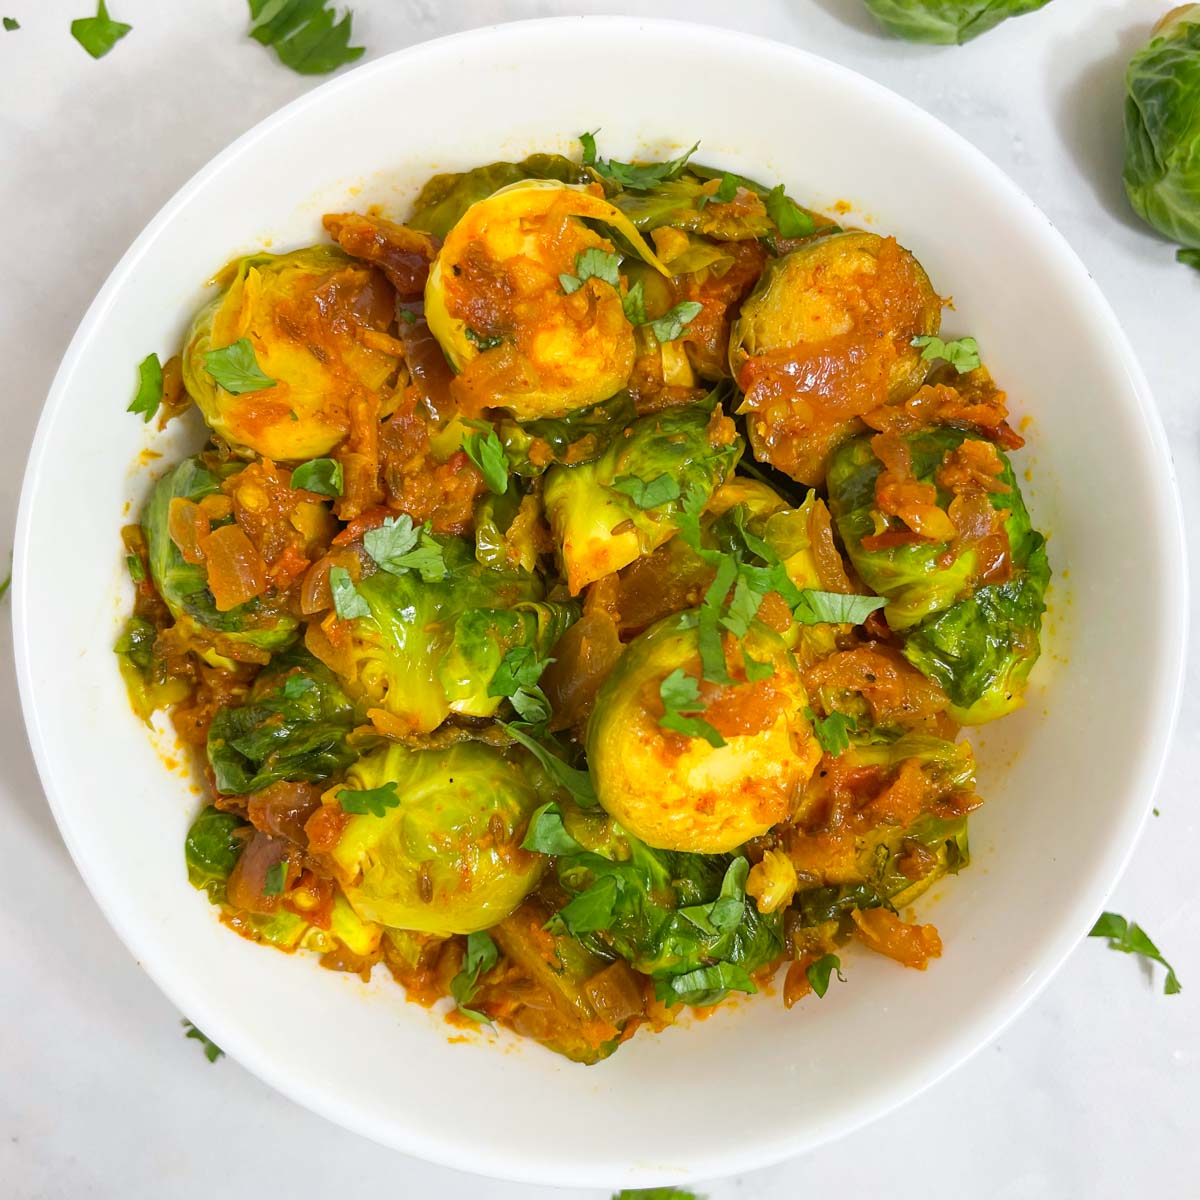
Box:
[542,398,743,594]
[423,180,669,421]
[863,0,1052,45]
[143,457,299,654]
[587,611,821,853]
[182,246,399,460]
[327,742,550,934]
[730,231,941,485]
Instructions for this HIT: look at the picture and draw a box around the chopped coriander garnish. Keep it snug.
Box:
[263,861,288,897]
[791,589,887,626]
[806,708,857,756]
[464,326,503,352]
[765,184,816,237]
[247,0,364,76]
[3,16,19,30]
[71,1,131,58]
[658,668,726,749]
[806,953,846,998]
[328,565,370,620]
[621,280,648,326]
[449,930,500,1022]
[363,515,447,582]
[337,780,401,817]
[579,132,699,191]
[462,428,509,495]
[713,172,739,203]
[1176,248,1200,270]
[912,334,981,374]
[560,247,622,295]
[203,337,276,395]
[282,674,315,700]
[489,644,553,698]
[502,723,598,808]
[182,1019,224,1063]
[290,457,343,497]
[611,1190,703,1200]
[127,353,163,423]
[1089,912,1181,995]
[648,301,703,343]
[610,473,680,510]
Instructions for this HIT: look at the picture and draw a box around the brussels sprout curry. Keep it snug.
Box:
[118,136,1049,1064]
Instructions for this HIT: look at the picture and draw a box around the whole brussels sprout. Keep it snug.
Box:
[542,397,743,593]
[826,428,1049,724]
[327,742,550,934]
[423,179,668,421]
[143,456,299,655]
[182,246,399,460]
[863,0,1053,45]
[1124,5,1200,251]
[730,232,941,485]
[586,610,822,853]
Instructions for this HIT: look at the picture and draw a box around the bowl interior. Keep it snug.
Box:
[15,18,1184,1189]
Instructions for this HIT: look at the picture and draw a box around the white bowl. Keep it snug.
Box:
[14,17,1186,1189]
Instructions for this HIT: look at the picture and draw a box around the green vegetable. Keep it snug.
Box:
[648,300,703,342]
[329,742,550,934]
[791,590,887,626]
[142,456,299,653]
[621,281,648,325]
[658,668,725,749]
[611,173,774,240]
[765,184,816,237]
[611,1189,702,1200]
[524,802,782,1007]
[863,0,1052,45]
[542,394,742,593]
[337,780,400,817]
[1124,7,1200,252]
[203,337,276,396]
[329,566,370,620]
[125,554,145,583]
[290,458,343,497]
[450,930,500,1021]
[206,651,356,794]
[184,806,248,902]
[462,428,509,495]
[247,0,364,75]
[502,722,597,808]
[806,953,846,998]
[364,515,448,582]
[912,333,981,373]
[182,1020,224,1063]
[1178,248,1200,269]
[3,18,19,31]
[464,327,503,352]
[71,1,130,58]
[496,391,636,478]
[807,709,858,756]
[610,473,681,510]
[560,247,622,294]
[581,132,700,191]
[1089,912,1181,996]
[128,354,163,423]
[263,861,288,897]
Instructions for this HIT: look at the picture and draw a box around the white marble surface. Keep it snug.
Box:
[1,1,1196,1195]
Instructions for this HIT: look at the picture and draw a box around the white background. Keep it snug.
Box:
[1,1,1196,1195]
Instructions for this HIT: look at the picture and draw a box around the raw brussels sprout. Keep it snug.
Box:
[327,742,549,934]
[423,180,668,421]
[1124,6,1200,250]
[826,428,1048,723]
[863,0,1052,44]
[730,231,941,485]
[182,247,399,460]
[206,650,357,795]
[586,611,822,853]
[320,537,573,734]
[542,398,743,593]
[185,805,248,902]
[143,457,299,654]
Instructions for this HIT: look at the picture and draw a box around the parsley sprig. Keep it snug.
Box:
[363,515,448,582]
[450,931,500,1022]
[182,1019,224,1063]
[580,132,699,191]
[658,669,725,749]
[1089,912,1181,995]
[127,353,163,423]
[912,334,981,374]
[247,0,364,75]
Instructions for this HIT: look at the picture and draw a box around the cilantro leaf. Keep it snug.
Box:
[488,645,553,698]
[449,930,500,1021]
[610,473,681,510]
[806,953,846,998]
[697,556,738,685]
[247,0,364,76]
[328,565,370,620]
[741,648,774,681]
[719,575,765,638]
[502,724,598,808]
[127,353,163,423]
[1177,248,1200,270]
[713,172,739,203]
[71,1,130,58]
[464,326,503,351]
[263,861,288,897]
[521,802,584,856]
[203,337,276,395]
[363,516,447,582]
[182,1019,224,1063]
[621,280,648,326]
[337,780,400,818]
[806,708,858,756]
[282,674,315,700]
[3,17,18,30]
[290,457,343,497]
[611,1191,703,1200]
[580,130,599,166]
[582,137,701,191]
[648,301,703,343]
[912,334,981,374]
[659,668,726,749]
[1089,912,1181,995]
[462,428,509,495]
[765,184,816,237]
[561,248,622,295]
[791,589,886,626]
[656,961,756,1005]
[509,685,552,729]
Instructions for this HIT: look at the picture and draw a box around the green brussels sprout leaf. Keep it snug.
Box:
[184,806,248,901]
[765,184,816,237]
[127,353,162,423]
[71,0,131,59]
[290,458,343,497]
[806,953,846,998]
[1178,248,1200,270]
[203,337,276,395]
[501,723,598,808]
[863,0,1052,45]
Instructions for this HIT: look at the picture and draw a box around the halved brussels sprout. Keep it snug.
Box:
[730,232,941,485]
[143,457,299,655]
[424,180,668,421]
[182,246,399,460]
[326,742,549,934]
[826,428,1048,723]
[864,0,1052,45]
[587,611,821,853]
[542,399,742,593]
